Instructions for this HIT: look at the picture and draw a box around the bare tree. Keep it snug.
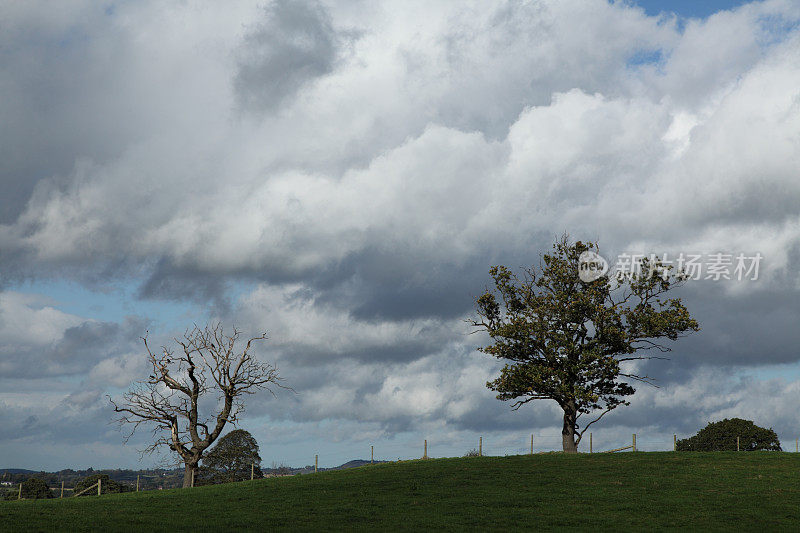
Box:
[111,323,285,488]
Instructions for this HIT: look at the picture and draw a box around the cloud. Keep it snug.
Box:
[0,291,147,379]
[2,1,795,298]
[235,283,465,365]
[1,0,800,468]
[0,293,83,348]
[234,0,342,113]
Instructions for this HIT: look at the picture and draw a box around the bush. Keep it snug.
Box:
[20,478,54,499]
[463,449,480,458]
[677,418,781,451]
[74,474,130,496]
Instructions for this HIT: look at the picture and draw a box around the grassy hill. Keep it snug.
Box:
[2,452,800,531]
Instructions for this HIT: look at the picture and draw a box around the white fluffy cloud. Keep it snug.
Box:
[0,293,83,349]
[3,1,798,286]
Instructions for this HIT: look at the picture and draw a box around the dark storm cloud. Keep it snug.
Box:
[138,258,232,311]
[308,237,555,323]
[133,231,546,325]
[52,320,133,361]
[0,4,160,224]
[234,0,340,112]
[623,282,800,388]
[273,336,448,366]
[316,251,491,322]
[450,395,560,433]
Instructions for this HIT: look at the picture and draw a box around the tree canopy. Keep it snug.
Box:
[472,235,699,452]
[200,429,264,484]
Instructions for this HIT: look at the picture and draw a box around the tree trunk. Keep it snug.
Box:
[562,401,578,453]
[183,461,199,488]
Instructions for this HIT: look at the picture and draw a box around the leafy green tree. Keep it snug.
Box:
[677,418,781,451]
[74,474,130,496]
[199,429,263,484]
[20,478,54,499]
[471,235,699,453]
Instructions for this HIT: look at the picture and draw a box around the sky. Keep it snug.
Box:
[2,0,800,470]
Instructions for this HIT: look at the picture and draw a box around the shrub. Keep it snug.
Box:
[20,478,54,499]
[74,474,130,496]
[677,418,781,451]
[463,449,480,457]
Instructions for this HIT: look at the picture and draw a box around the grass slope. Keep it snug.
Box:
[2,452,800,531]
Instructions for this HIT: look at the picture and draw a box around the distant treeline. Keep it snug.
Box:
[1,458,387,497]
[0,467,185,493]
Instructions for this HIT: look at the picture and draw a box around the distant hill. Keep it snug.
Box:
[329,459,388,470]
[263,459,389,476]
[0,469,38,474]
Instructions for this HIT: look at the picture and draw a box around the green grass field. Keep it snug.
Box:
[2,452,799,531]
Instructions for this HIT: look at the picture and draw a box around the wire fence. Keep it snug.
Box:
[10,432,798,498]
[284,433,639,471]
[7,473,172,500]
[287,431,800,471]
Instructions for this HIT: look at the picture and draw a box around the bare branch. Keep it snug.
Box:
[617,356,670,362]
[577,407,615,441]
[109,323,286,487]
[619,372,660,387]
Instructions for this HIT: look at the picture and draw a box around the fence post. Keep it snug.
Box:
[191,470,195,488]
[251,463,254,480]
[737,437,740,452]
[136,475,140,492]
[530,434,534,455]
[98,478,102,496]
[424,439,428,459]
[18,483,21,500]
[371,445,374,464]
[479,436,482,457]
[632,433,637,452]
[315,455,318,473]
[590,432,593,454]
[61,481,64,498]
[796,438,798,453]
[674,434,677,451]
